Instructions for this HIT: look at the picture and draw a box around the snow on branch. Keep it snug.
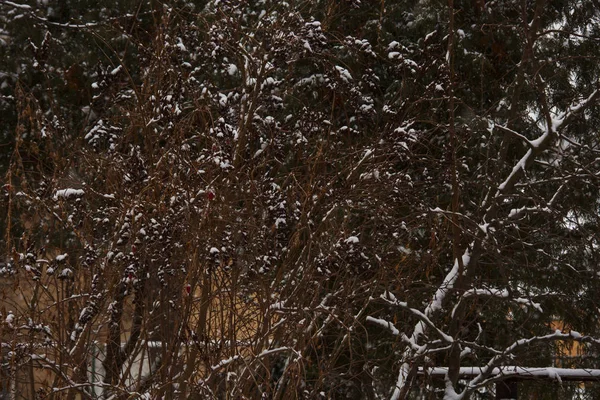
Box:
[422,249,471,322]
[346,148,373,181]
[390,248,471,400]
[497,85,600,194]
[462,287,543,313]
[0,0,130,29]
[366,316,400,336]
[53,188,85,200]
[209,346,301,374]
[376,292,454,343]
[507,205,551,220]
[465,330,600,390]
[492,122,535,148]
[210,355,241,371]
[423,366,600,381]
[1,0,31,10]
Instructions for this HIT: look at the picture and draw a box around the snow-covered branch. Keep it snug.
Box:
[497,86,600,195]
[462,287,543,313]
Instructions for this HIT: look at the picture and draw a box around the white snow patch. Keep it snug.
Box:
[110,65,122,76]
[227,63,238,76]
[60,268,73,278]
[303,40,313,52]
[176,38,187,52]
[424,30,436,41]
[345,236,359,244]
[335,66,353,82]
[54,188,84,200]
